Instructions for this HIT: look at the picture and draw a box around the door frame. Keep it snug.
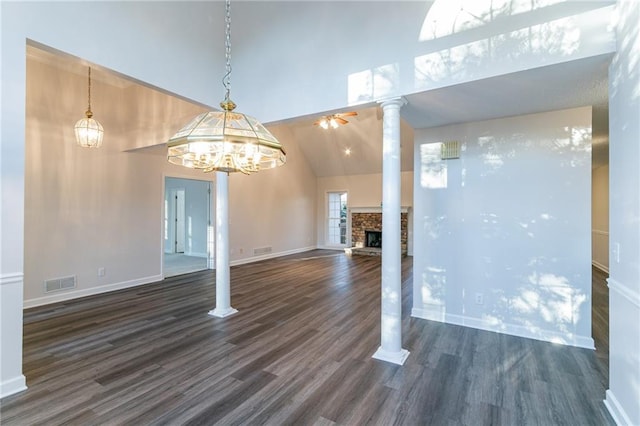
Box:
[162,175,214,277]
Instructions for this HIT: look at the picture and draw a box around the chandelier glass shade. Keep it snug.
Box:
[75,67,104,148]
[167,0,286,174]
[167,101,286,174]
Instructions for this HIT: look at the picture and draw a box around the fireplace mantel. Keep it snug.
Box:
[350,206,410,214]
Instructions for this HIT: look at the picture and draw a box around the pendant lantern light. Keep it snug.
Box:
[74,66,104,148]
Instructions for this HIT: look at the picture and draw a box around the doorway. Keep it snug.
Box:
[163,177,213,277]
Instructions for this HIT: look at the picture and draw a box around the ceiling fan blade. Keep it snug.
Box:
[335,117,349,125]
[337,111,358,117]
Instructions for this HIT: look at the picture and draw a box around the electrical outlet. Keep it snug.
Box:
[613,242,620,263]
[475,293,484,305]
[98,267,106,277]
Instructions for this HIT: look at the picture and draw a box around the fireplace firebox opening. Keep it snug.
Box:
[365,230,382,248]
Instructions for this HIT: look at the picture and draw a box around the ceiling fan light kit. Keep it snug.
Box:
[314,111,357,129]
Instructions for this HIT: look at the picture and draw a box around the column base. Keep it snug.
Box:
[208,307,238,318]
[372,346,410,365]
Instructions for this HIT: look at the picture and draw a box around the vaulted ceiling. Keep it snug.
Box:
[27,11,610,177]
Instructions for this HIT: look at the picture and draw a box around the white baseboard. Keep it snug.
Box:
[23,274,163,309]
[592,260,609,274]
[411,306,445,322]
[315,245,348,251]
[230,246,317,266]
[411,306,594,349]
[0,374,27,399]
[605,389,633,426]
[185,251,208,258]
[24,247,320,307]
[1,274,27,399]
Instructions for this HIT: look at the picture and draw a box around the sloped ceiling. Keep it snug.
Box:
[26,31,610,176]
[288,107,415,177]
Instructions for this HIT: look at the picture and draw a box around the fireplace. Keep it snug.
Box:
[365,230,382,248]
[349,209,408,255]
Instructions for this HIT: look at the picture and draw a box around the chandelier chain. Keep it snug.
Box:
[223,0,232,100]
[87,67,92,113]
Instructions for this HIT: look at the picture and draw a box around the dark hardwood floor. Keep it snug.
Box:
[592,266,609,371]
[1,251,613,425]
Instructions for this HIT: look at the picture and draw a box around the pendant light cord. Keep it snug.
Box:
[222,0,232,101]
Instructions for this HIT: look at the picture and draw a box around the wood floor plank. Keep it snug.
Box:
[0,251,613,425]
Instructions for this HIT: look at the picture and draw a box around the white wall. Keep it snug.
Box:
[230,2,615,123]
[316,172,413,248]
[412,107,593,348]
[605,1,640,424]
[592,165,609,272]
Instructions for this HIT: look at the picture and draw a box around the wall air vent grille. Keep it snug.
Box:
[254,246,273,256]
[441,141,460,159]
[44,275,77,293]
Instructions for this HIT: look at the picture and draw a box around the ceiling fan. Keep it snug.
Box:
[314,111,358,129]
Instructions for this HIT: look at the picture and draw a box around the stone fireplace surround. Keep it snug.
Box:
[349,207,408,255]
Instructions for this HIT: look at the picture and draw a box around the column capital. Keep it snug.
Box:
[378,97,407,110]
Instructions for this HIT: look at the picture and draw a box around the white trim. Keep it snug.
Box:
[0,375,27,399]
[23,274,163,309]
[608,278,640,308]
[0,274,28,398]
[411,307,594,349]
[23,247,324,307]
[372,346,410,365]
[230,246,317,267]
[185,251,208,258]
[411,306,445,322]
[604,389,633,426]
[317,245,348,251]
[350,206,410,214]
[0,273,23,286]
[592,260,609,274]
[592,229,609,236]
[208,307,238,318]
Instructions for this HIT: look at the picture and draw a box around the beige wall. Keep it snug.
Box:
[23,58,317,306]
[228,124,317,263]
[592,164,609,272]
